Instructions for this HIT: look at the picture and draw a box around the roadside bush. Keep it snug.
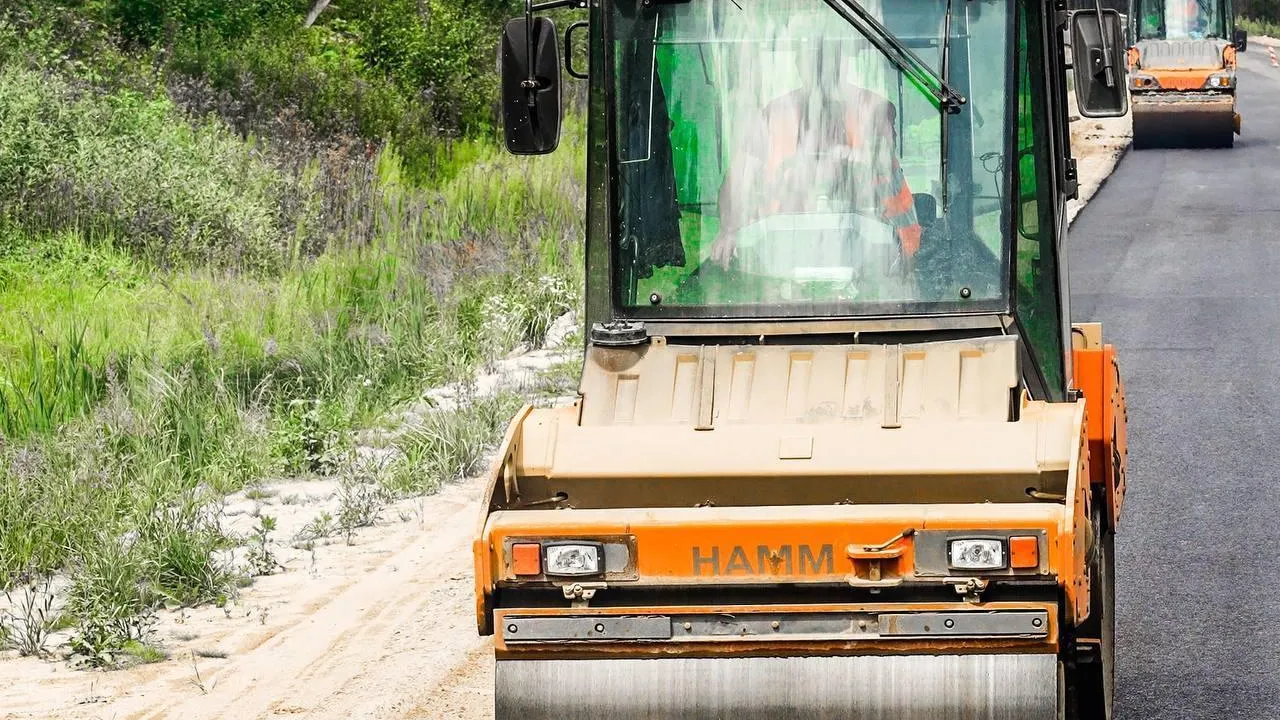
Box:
[383,392,524,496]
[0,63,287,272]
[135,499,235,608]
[1239,16,1280,37]
[101,0,299,48]
[64,533,157,667]
[487,274,578,350]
[167,23,418,147]
[343,0,506,136]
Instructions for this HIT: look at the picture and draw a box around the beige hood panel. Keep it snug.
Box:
[504,395,1082,509]
[490,336,1082,510]
[579,336,1019,428]
[1136,38,1229,70]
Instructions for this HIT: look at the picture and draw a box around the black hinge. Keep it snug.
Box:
[1064,157,1079,201]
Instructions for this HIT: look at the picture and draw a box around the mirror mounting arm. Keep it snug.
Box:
[1091,0,1115,88]
[524,1,537,106]
[523,0,539,107]
[524,0,588,105]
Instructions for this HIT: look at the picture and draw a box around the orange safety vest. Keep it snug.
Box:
[754,86,923,257]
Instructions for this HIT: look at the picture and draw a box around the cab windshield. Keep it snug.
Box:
[1136,0,1226,40]
[611,0,1013,318]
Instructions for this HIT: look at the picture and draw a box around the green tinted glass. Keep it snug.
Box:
[1135,0,1227,40]
[1014,7,1064,398]
[610,0,1012,319]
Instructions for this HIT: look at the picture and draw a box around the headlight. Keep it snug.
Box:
[1204,73,1234,89]
[948,539,1006,570]
[1131,73,1159,89]
[543,543,603,576]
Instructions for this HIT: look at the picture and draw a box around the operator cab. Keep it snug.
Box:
[1133,0,1244,45]
[500,0,1127,403]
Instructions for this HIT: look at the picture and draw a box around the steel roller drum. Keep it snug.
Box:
[1132,95,1236,149]
[496,654,1059,719]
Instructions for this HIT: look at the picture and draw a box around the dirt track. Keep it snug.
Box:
[0,478,494,720]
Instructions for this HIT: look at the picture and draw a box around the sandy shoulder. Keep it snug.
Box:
[0,475,494,720]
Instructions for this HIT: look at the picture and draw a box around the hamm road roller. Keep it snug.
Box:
[1128,0,1247,147]
[475,0,1131,717]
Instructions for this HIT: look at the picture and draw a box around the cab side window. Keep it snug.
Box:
[1014,7,1065,399]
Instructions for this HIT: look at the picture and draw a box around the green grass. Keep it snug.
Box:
[1239,17,1280,38]
[381,392,526,497]
[0,0,587,668]
[0,107,584,668]
[0,126,584,549]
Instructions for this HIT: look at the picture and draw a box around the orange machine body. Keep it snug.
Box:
[1072,322,1129,530]
[1127,39,1240,145]
[473,328,1128,662]
[1127,41,1236,88]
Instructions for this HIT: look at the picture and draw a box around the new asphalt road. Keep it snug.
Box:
[1068,45,1280,720]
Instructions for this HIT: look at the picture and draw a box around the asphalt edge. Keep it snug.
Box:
[1067,139,1132,229]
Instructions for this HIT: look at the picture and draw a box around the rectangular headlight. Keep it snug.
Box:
[543,542,603,577]
[948,539,1006,570]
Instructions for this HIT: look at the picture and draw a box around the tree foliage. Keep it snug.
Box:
[3,1,526,179]
[1238,0,1279,23]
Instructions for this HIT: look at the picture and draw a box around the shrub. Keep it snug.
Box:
[383,392,524,496]
[65,534,157,667]
[0,63,288,272]
[135,498,235,608]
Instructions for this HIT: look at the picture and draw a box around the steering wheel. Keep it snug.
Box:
[768,148,884,218]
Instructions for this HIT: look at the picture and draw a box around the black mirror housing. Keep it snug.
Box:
[1234,28,1248,52]
[1070,9,1129,119]
[501,17,562,155]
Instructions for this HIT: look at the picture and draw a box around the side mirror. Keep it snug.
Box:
[1234,28,1248,52]
[500,17,562,155]
[1070,9,1129,118]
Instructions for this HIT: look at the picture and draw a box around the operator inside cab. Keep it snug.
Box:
[614,0,1009,315]
[1176,0,1214,38]
[709,26,923,272]
[1139,0,1221,39]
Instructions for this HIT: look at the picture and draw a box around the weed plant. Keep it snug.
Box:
[245,515,281,577]
[383,392,525,497]
[0,581,63,657]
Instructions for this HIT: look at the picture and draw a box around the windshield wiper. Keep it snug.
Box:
[822,0,967,114]
[939,0,957,209]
